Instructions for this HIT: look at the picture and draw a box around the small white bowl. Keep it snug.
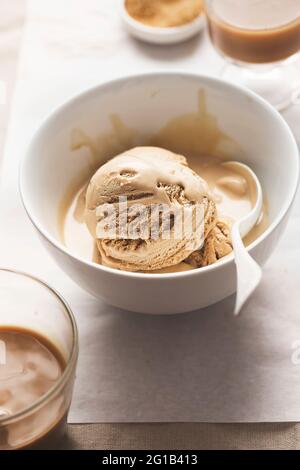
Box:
[120,0,205,45]
[20,73,299,315]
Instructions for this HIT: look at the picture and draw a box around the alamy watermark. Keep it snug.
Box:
[291,340,300,365]
[292,89,300,106]
[0,80,6,106]
[95,196,205,250]
[0,340,6,365]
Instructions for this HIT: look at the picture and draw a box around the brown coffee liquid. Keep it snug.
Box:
[207,0,300,63]
[0,328,65,449]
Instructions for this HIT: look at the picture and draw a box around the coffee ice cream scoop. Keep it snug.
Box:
[85,147,216,271]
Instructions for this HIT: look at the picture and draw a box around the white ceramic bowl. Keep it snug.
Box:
[120,0,205,45]
[20,73,299,314]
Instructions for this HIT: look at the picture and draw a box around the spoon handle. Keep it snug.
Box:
[232,223,262,315]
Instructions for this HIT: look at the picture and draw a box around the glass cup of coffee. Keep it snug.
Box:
[204,0,300,110]
[0,269,78,450]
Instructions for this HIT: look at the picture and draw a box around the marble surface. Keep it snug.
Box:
[0,0,25,168]
[2,0,300,450]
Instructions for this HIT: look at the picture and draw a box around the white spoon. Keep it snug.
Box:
[222,161,263,316]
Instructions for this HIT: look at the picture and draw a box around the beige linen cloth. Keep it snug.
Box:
[1,0,300,450]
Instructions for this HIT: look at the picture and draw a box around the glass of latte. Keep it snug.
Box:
[204,0,300,110]
[0,269,78,450]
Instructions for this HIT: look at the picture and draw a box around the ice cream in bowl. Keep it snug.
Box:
[84,146,233,273]
[20,73,299,314]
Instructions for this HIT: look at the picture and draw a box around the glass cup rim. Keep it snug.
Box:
[0,267,79,426]
[204,0,300,33]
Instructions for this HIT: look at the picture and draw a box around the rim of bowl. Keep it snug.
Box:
[0,267,79,426]
[19,72,300,281]
[120,0,205,36]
